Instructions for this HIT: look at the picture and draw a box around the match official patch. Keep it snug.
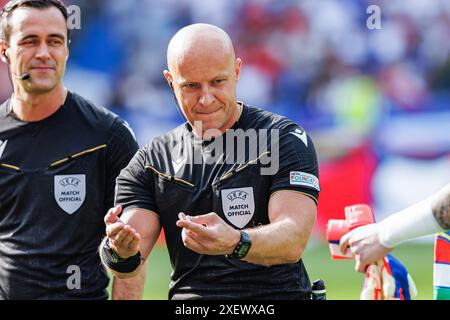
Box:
[221,187,255,229]
[54,175,86,215]
[290,172,320,191]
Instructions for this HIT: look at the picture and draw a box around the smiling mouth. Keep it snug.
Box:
[197,108,222,115]
[31,67,55,71]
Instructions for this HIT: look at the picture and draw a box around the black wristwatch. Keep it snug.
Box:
[226,230,252,259]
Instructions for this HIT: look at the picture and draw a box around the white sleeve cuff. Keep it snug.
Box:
[377,197,443,248]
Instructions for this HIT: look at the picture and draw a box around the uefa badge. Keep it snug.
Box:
[54,175,86,214]
[221,187,255,229]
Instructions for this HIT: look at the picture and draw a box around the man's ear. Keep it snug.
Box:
[0,41,9,64]
[235,58,242,82]
[163,70,174,89]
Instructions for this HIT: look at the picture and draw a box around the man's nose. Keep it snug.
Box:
[199,86,215,106]
[35,43,51,61]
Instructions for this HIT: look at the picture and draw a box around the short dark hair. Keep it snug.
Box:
[0,0,69,43]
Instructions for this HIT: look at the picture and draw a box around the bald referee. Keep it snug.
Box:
[0,0,138,299]
[101,23,320,300]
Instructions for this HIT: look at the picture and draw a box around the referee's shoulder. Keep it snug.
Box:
[141,122,186,154]
[70,91,122,130]
[245,103,306,134]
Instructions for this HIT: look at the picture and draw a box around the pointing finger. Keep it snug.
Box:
[188,212,219,225]
[176,218,208,235]
[104,205,122,225]
[178,212,187,220]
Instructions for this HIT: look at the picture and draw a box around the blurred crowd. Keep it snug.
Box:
[1,0,449,233]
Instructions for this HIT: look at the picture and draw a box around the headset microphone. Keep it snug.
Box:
[15,72,31,81]
[2,51,31,81]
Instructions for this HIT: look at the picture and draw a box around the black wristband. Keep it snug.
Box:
[101,238,142,273]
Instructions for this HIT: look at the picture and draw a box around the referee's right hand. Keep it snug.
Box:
[104,205,141,259]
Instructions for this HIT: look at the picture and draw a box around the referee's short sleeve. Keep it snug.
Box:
[270,126,320,205]
[114,147,158,214]
[105,118,139,210]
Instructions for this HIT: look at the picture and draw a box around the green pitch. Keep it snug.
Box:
[108,242,434,300]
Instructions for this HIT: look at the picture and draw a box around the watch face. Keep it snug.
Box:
[237,242,251,258]
[226,231,252,259]
[236,231,252,259]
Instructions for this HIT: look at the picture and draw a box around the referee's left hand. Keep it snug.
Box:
[176,212,241,256]
[104,205,141,259]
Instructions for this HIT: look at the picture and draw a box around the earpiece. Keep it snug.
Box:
[1,49,30,80]
[1,50,8,64]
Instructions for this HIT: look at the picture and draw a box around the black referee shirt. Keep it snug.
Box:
[116,103,320,300]
[0,91,138,299]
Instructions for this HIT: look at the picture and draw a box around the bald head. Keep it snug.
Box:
[167,23,236,72]
[163,24,242,138]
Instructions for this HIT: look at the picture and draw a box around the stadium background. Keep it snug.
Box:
[1,0,449,299]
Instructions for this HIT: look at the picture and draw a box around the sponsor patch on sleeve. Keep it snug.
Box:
[290,171,320,191]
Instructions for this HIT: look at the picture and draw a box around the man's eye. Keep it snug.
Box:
[49,39,63,45]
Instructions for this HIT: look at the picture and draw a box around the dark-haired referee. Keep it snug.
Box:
[101,24,320,300]
[0,0,138,299]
